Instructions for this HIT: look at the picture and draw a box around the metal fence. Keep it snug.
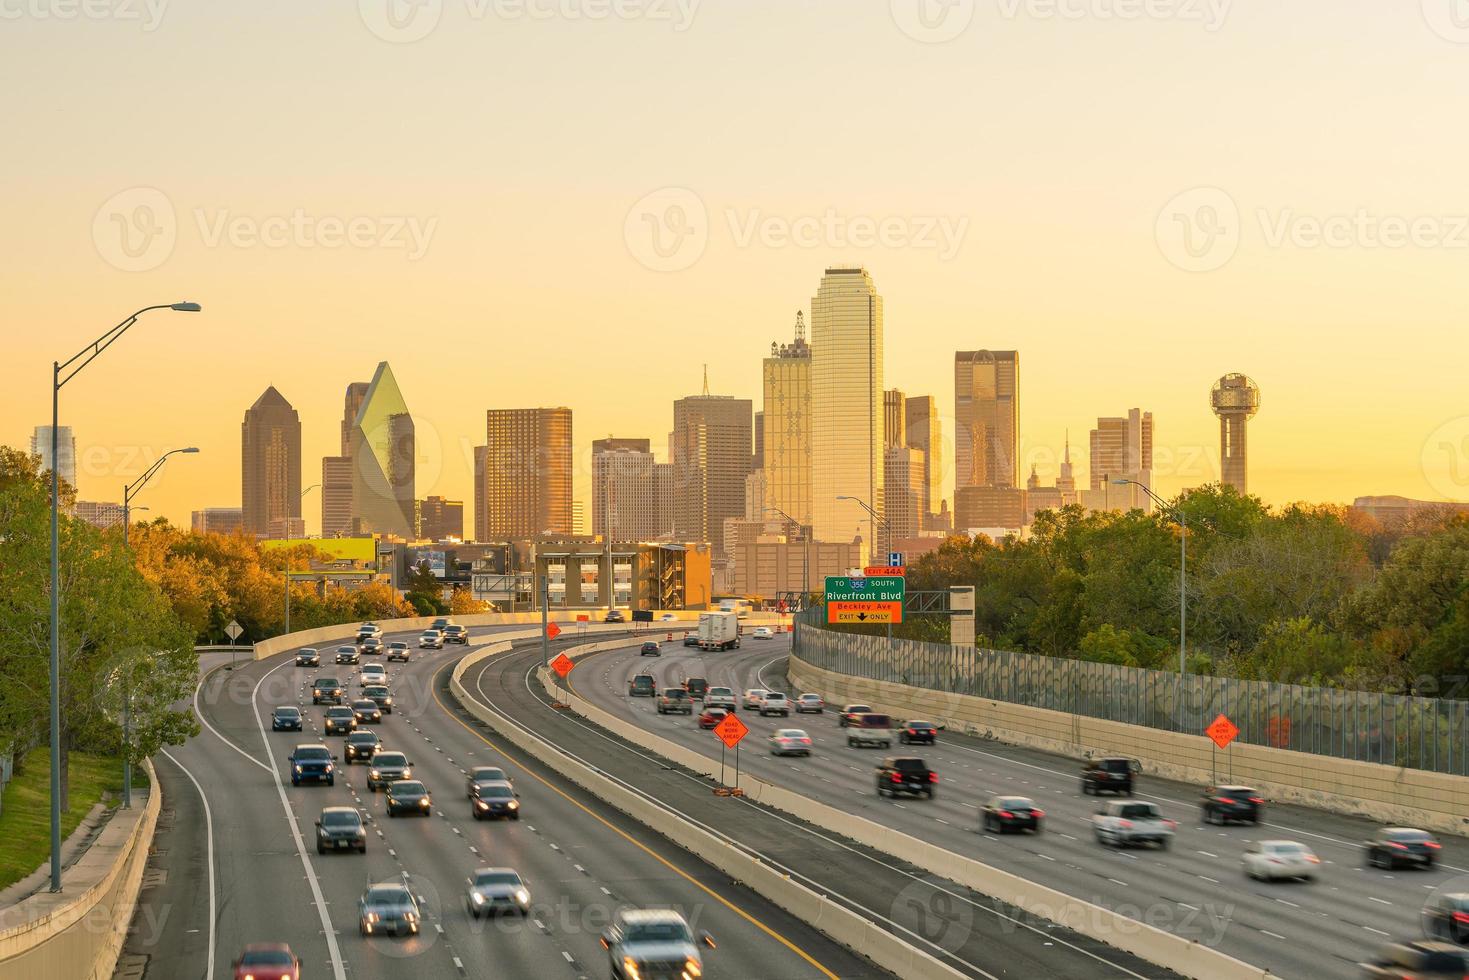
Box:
[794,617,1469,776]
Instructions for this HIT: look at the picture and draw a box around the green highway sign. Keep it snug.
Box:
[825,575,906,603]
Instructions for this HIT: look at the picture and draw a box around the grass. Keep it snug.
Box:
[0,747,139,892]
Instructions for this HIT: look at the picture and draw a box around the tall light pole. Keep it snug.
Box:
[1113,478,1187,729]
[283,484,321,636]
[765,506,810,606]
[50,301,200,890]
[835,494,890,564]
[120,447,200,807]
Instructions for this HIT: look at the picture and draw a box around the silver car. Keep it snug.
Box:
[769,728,813,756]
[601,908,714,980]
[465,867,530,918]
[358,881,420,936]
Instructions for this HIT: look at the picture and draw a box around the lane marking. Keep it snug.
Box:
[159,749,216,980]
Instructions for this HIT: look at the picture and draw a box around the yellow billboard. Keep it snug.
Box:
[261,537,376,563]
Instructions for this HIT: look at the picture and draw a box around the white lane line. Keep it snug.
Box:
[159,749,216,980]
[1196,851,1218,858]
[1364,926,1391,937]
[1275,899,1299,908]
[1261,930,1286,940]
[192,670,275,775]
[1106,877,1128,887]
[1369,897,1392,906]
[1197,875,1220,884]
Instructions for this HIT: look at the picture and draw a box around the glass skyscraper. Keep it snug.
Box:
[348,362,416,537]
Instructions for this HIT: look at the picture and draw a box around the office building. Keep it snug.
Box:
[1089,409,1154,491]
[671,392,752,554]
[763,311,812,534]
[810,267,884,559]
[955,350,1019,489]
[904,395,942,519]
[955,486,1026,532]
[884,389,906,449]
[883,446,926,542]
[31,426,77,492]
[419,495,464,541]
[533,539,713,611]
[1212,374,1260,494]
[479,408,574,540]
[192,507,244,535]
[591,437,651,455]
[268,517,306,539]
[241,386,302,539]
[731,538,861,599]
[346,362,416,538]
[321,456,354,537]
[593,441,660,540]
[752,411,764,471]
[653,462,676,537]
[74,500,123,529]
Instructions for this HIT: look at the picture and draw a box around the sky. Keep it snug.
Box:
[5,1,1469,532]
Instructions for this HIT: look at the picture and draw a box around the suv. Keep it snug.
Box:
[1201,785,1263,825]
[640,642,661,657]
[1081,757,1136,796]
[657,688,693,715]
[876,757,937,798]
[683,677,709,701]
[628,674,657,697]
[602,908,714,980]
[366,751,411,791]
[419,629,444,649]
[289,744,335,786]
[295,648,320,667]
[385,641,411,663]
[758,692,790,717]
[442,624,469,645]
[705,686,737,711]
[315,806,367,853]
[311,678,344,705]
[362,685,394,714]
[846,713,892,748]
[356,623,382,643]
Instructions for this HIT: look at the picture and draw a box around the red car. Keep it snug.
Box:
[232,943,299,980]
[698,706,729,729]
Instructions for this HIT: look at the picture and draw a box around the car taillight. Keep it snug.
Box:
[1453,912,1469,924]
[891,773,903,783]
[906,729,916,735]
[1426,841,1442,849]
[1389,842,1408,850]
[1164,819,1177,829]
[928,772,939,783]
[1248,797,1264,804]
[998,810,1013,818]
[800,738,810,744]
[1217,797,1235,805]
[1118,820,1133,829]
[1033,809,1045,818]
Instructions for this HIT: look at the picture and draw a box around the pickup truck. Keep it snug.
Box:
[1091,800,1176,849]
[875,757,937,799]
[704,686,737,711]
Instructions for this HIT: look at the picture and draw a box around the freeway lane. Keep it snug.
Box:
[572,635,1469,980]
[123,628,884,980]
[458,634,1182,979]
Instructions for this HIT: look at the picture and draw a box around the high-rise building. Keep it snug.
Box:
[762,312,812,531]
[74,500,123,529]
[31,426,77,492]
[955,486,1026,532]
[883,446,925,541]
[905,395,943,519]
[671,393,752,554]
[241,386,302,539]
[591,437,651,455]
[884,389,906,449]
[1025,434,1081,522]
[419,496,464,541]
[752,411,764,471]
[347,363,416,538]
[1212,374,1260,494]
[593,442,660,539]
[479,408,573,540]
[954,350,1019,490]
[1089,409,1154,491]
[321,456,354,537]
[341,382,369,455]
[653,462,677,537]
[192,507,244,535]
[810,267,884,560]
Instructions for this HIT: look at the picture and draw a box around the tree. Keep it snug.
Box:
[450,588,491,616]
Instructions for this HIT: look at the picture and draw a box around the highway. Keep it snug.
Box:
[119,628,891,980]
[561,631,1469,980]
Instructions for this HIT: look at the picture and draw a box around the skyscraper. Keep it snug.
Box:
[1089,409,1154,491]
[31,426,77,492]
[884,389,906,449]
[241,386,302,539]
[347,362,416,538]
[810,267,884,559]
[418,496,464,541]
[479,408,573,540]
[671,392,752,555]
[954,350,1019,490]
[1212,374,1260,494]
[904,395,942,519]
[883,446,925,542]
[322,379,370,537]
[752,411,764,471]
[762,312,812,532]
[593,441,659,539]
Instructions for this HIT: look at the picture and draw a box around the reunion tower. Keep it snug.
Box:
[1211,374,1260,494]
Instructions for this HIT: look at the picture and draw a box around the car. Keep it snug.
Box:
[759,692,790,717]
[657,688,693,715]
[795,693,824,714]
[769,729,812,756]
[295,648,320,667]
[628,674,657,697]
[311,677,344,705]
[385,641,411,663]
[899,720,939,745]
[359,636,385,656]
[1242,840,1319,881]
[682,632,699,647]
[335,645,360,665]
[356,622,382,642]
[442,624,470,644]
[366,751,411,790]
[359,664,387,686]
[466,867,531,918]
[324,706,357,735]
[470,780,520,820]
[875,757,937,798]
[705,686,737,711]
[684,677,709,700]
[981,795,1044,833]
[271,705,303,731]
[231,943,300,980]
[1359,940,1469,979]
[362,684,394,714]
[344,730,381,763]
[604,609,625,623]
[430,617,453,632]
[698,706,729,729]
[315,805,367,854]
[1365,827,1442,870]
[288,744,335,786]
[752,626,774,639]
[1081,757,1136,796]
[1201,785,1264,825]
[385,779,433,817]
[659,613,678,622]
[601,908,715,980]
[742,689,768,709]
[351,699,383,725]
[466,766,512,796]
[846,713,892,748]
[838,704,874,727]
[1422,892,1469,943]
[358,881,421,937]
[419,629,444,649]
[1092,800,1175,849]
[640,642,661,657]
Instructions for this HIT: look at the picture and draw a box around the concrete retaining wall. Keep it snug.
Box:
[788,655,1469,836]
[0,760,161,980]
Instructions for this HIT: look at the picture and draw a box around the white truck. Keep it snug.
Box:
[1091,800,1176,849]
[697,611,741,651]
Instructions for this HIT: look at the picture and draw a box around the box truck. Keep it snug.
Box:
[697,611,741,651]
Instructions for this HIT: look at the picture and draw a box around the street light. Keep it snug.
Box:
[123,448,200,548]
[1113,478,1187,729]
[764,507,811,607]
[835,494,890,563]
[49,301,200,891]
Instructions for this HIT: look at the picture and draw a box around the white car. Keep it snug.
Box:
[360,665,387,686]
[742,689,768,710]
[759,693,790,717]
[1243,840,1320,881]
[795,693,824,714]
[769,729,812,756]
[751,626,774,639]
[418,630,444,649]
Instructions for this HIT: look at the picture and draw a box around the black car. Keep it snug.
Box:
[359,636,384,656]
[324,706,357,735]
[271,706,303,731]
[289,744,335,786]
[640,642,661,657]
[682,632,700,647]
[1365,827,1441,870]
[1201,785,1263,825]
[358,882,420,937]
[628,674,657,697]
[1081,757,1135,796]
[1423,892,1469,944]
[981,795,1044,834]
[367,751,411,791]
[684,677,709,700]
[604,610,625,623]
[335,645,360,665]
[315,806,367,854]
[362,685,395,714]
[875,757,937,799]
[344,730,381,763]
[351,699,383,725]
[899,720,938,745]
[470,780,520,820]
[295,648,320,667]
[385,779,433,817]
[466,766,512,796]
[311,678,344,705]
[1360,940,1469,978]
[430,617,453,632]
[442,624,469,644]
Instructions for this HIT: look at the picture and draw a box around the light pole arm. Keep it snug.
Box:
[56,306,172,390]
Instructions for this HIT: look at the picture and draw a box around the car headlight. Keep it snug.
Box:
[514,888,529,904]
[402,768,411,778]
[294,764,302,773]
[508,800,518,809]
[325,764,334,772]
[475,800,488,809]
[623,957,640,980]
[366,912,378,923]
[405,911,417,922]
[685,958,702,977]
[419,797,430,806]
[472,892,485,904]
[369,770,380,778]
